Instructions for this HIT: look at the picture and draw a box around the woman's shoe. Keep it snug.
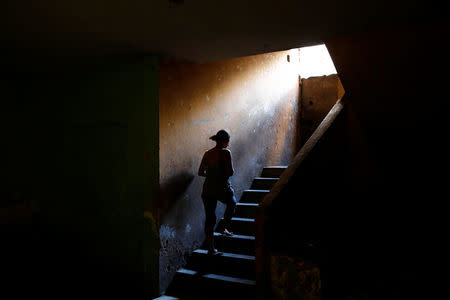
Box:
[207,248,222,256]
[219,228,234,237]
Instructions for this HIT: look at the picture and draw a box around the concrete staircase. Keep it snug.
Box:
[160,166,287,300]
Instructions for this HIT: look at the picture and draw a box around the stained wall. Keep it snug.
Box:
[300,74,345,145]
[159,50,302,293]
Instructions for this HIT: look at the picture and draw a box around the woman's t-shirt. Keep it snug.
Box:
[200,148,234,200]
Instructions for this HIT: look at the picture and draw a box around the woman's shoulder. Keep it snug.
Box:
[205,148,231,156]
[203,148,216,157]
[205,148,216,154]
[220,148,232,156]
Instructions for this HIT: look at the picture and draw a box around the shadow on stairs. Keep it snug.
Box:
[156,166,287,300]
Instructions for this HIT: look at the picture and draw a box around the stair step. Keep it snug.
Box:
[230,217,255,236]
[235,202,258,218]
[153,296,179,300]
[213,232,255,255]
[177,268,256,285]
[167,268,256,299]
[250,177,278,190]
[192,249,255,261]
[185,249,255,279]
[261,166,287,178]
[240,189,270,203]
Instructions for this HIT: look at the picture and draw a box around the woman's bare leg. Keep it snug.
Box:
[203,197,219,254]
[218,195,237,236]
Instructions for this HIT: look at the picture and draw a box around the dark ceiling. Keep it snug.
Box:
[1,0,445,65]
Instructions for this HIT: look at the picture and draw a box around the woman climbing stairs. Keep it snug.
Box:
[161,166,287,300]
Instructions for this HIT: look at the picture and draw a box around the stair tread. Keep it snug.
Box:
[214,232,255,240]
[153,296,180,300]
[231,217,254,222]
[193,249,255,261]
[243,189,270,192]
[253,177,279,180]
[177,268,256,286]
[236,202,258,206]
[263,166,288,168]
[261,166,287,178]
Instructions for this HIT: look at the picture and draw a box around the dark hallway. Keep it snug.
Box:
[2,1,449,299]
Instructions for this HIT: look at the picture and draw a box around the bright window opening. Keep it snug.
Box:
[299,44,337,79]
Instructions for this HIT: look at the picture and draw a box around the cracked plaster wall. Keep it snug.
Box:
[159,49,302,293]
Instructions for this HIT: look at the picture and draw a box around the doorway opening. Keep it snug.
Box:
[298,44,338,79]
[296,43,345,145]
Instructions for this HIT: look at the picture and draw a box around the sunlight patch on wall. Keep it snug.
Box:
[299,44,337,79]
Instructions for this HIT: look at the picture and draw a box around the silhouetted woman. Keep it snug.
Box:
[198,129,236,255]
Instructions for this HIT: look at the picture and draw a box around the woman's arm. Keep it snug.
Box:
[223,150,234,177]
[198,154,207,177]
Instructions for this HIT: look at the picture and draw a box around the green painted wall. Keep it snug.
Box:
[1,57,160,299]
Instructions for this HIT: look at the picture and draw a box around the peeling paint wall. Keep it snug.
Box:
[270,255,321,300]
[159,50,301,293]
